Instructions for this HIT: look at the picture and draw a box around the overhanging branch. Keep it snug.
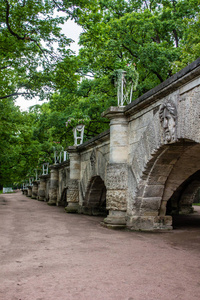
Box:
[0,92,32,100]
[5,0,26,40]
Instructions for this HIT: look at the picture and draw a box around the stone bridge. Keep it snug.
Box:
[29,58,200,231]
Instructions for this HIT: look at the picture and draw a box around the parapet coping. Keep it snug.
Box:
[49,160,70,169]
[39,174,50,179]
[76,129,110,151]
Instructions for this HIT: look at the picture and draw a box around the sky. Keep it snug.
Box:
[15,19,82,111]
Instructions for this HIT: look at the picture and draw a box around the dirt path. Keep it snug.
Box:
[0,192,200,300]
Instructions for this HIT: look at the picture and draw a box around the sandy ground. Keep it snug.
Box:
[0,192,200,300]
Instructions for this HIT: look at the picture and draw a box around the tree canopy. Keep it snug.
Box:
[0,0,200,187]
[0,0,94,100]
[76,0,200,95]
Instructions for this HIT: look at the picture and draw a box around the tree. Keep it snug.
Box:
[0,98,40,186]
[0,0,94,101]
[76,0,200,96]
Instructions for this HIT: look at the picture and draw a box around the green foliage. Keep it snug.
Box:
[0,0,89,100]
[0,98,36,185]
[0,0,199,187]
[0,99,54,186]
[76,0,200,95]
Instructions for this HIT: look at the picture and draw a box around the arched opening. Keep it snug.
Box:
[82,176,107,216]
[166,170,200,215]
[59,187,68,207]
[165,170,200,229]
[130,141,200,231]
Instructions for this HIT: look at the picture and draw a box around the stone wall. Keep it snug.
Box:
[124,58,200,230]
[26,58,200,231]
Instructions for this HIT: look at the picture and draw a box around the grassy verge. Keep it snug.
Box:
[193,203,200,206]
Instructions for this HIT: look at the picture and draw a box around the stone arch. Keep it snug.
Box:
[159,143,200,216]
[59,187,68,207]
[82,175,107,216]
[129,111,166,215]
[134,141,200,214]
[128,140,200,230]
[127,88,200,230]
[80,147,108,204]
[166,170,200,215]
[130,88,200,207]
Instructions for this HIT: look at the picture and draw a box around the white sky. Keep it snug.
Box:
[15,19,82,111]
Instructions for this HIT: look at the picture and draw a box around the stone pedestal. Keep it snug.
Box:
[31,181,39,199]
[38,176,48,201]
[65,147,80,213]
[102,107,128,228]
[48,166,59,206]
[27,186,32,197]
[23,189,28,196]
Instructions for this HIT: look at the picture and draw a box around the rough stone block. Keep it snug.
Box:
[141,197,162,211]
[150,164,173,177]
[127,215,172,231]
[67,189,79,203]
[65,203,79,213]
[106,190,127,211]
[143,185,164,198]
[106,163,128,190]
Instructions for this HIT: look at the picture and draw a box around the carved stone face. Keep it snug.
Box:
[159,100,177,143]
[162,107,176,142]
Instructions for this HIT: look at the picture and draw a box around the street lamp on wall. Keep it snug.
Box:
[29,177,34,186]
[42,163,49,175]
[115,66,138,107]
[73,124,85,146]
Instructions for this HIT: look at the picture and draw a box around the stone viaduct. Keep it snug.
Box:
[28,58,200,231]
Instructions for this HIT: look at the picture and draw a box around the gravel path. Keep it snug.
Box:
[0,192,200,300]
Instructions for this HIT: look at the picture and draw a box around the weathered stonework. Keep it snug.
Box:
[27,186,32,197]
[38,175,49,201]
[31,59,200,232]
[159,98,177,144]
[106,163,128,190]
[22,188,28,196]
[65,147,80,213]
[90,148,96,170]
[126,215,172,231]
[67,179,79,203]
[106,190,127,211]
[57,162,69,206]
[48,166,59,206]
[31,181,39,199]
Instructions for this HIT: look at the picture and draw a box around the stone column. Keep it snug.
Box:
[102,107,128,228]
[48,165,59,206]
[31,181,39,199]
[38,176,47,201]
[65,146,80,213]
[27,186,32,197]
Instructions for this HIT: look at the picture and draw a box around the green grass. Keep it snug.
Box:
[0,190,15,194]
[193,203,200,206]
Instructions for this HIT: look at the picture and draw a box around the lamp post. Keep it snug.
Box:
[42,163,49,175]
[115,66,138,107]
[63,151,69,161]
[73,124,85,146]
[53,146,63,164]
[29,176,34,186]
